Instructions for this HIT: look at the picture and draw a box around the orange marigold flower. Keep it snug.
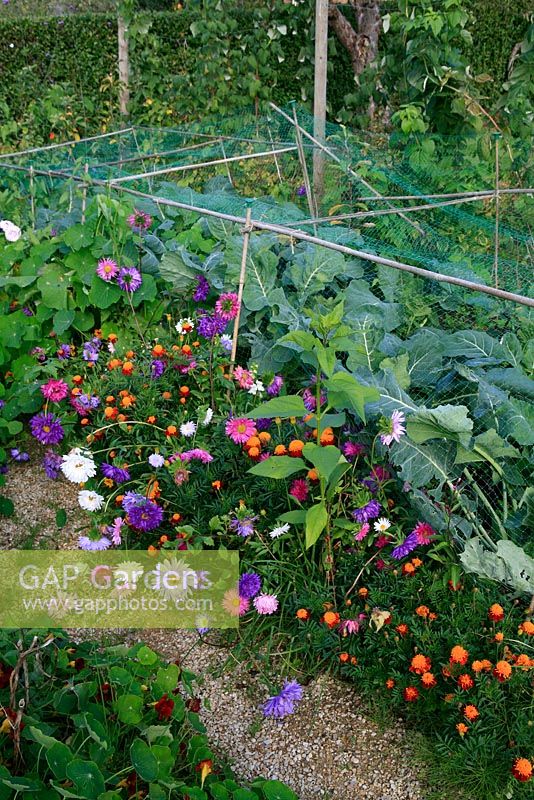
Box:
[104,406,117,419]
[428,612,438,621]
[72,375,83,385]
[288,439,304,456]
[171,513,182,523]
[358,587,369,599]
[519,620,534,636]
[493,660,512,682]
[385,678,395,690]
[472,659,492,673]
[415,605,430,618]
[105,395,115,404]
[165,425,177,437]
[147,415,157,424]
[456,723,468,737]
[179,386,190,396]
[258,432,271,444]
[396,623,409,637]
[402,562,416,576]
[512,758,533,783]
[421,672,436,688]
[162,391,172,400]
[403,686,419,702]
[457,673,474,691]
[464,704,479,721]
[122,361,134,376]
[450,645,469,665]
[514,654,534,669]
[108,333,118,343]
[411,557,423,567]
[322,611,340,629]
[152,344,166,356]
[307,468,319,482]
[125,350,135,359]
[211,480,222,490]
[410,654,432,675]
[443,693,455,703]
[273,444,287,456]
[339,652,349,663]
[350,656,357,665]
[248,446,261,459]
[296,608,310,621]
[488,603,505,622]
[494,631,504,642]
[245,436,261,450]
[319,427,335,446]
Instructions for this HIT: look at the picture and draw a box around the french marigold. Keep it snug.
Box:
[385,678,395,690]
[494,631,504,642]
[463,704,479,721]
[403,686,419,702]
[245,436,261,450]
[307,468,319,482]
[514,653,534,669]
[488,603,505,622]
[512,758,533,783]
[358,587,369,599]
[396,623,409,637]
[493,660,512,682]
[247,446,261,459]
[402,562,416,576]
[165,425,177,437]
[411,557,423,567]
[519,620,534,636]
[296,608,310,621]
[456,723,468,737]
[258,432,271,444]
[450,645,469,665]
[322,611,340,629]
[288,439,304,456]
[421,672,436,688]
[339,652,349,663]
[122,361,134,376]
[472,659,492,673]
[415,605,430,618]
[319,427,335,446]
[457,674,474,691]
[410,654,432,675]
[428,612,438,621]
[273,444,287,456]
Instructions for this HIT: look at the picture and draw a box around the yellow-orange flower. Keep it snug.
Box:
[488,603,504,622]
[464,704,479,721]
[322,611,340,629]
[493,660,512,682]
[450,645,469,665]
[457,673,474,690]
[519,620,534,636]
[385,678,395,689]
[421,672,436,688]
[296,608,310,620]
[472,659,492,673]
[514,654,534,669]
[415,605,430,618]
[456,723,468,737]
[288,439,304,456]
[273,444,287,456]
[494,631,504,642]
[410,654,432,675]
[512,757,533,783]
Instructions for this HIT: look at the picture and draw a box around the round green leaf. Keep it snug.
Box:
[130,739,159,783]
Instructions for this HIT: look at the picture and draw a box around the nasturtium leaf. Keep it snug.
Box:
[37,267,69,310]
[130,739,159,783]
[248,456,306,480]
[154,664,180,693]
[116,694,144,724]
[305,502,328,549]
[137,646,159,665]
[62,224,95,251]
[52,310,75,335]
[261,781,299,800]
[244,395,307,420]
[46,742,73,781]
[88,275,122,310]
[65,760,105,800]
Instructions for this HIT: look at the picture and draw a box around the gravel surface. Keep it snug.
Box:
[0,460,427,800]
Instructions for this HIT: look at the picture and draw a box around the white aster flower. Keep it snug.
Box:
[269,523,291,539]
[0,220,22,242]
[373,517,391,533]
[78,489,104,512]
[175,317,195,334]
[148,453,165,468]
[61,447,97,483]
[180,421,197,438]
[201,408,214,426]
[248,380,265,396]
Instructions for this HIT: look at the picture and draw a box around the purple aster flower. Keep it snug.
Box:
[82,339,100,363]
[193,275,210,302]
[239,572,261,599]
[78,393,100,411]
[391,531,419,560]
[263,680,303,719]
[22,307,34,317]
[197,313,227,340]
[10,448,30,462]
[30,412,64,446]
[78,535,112,551]
[267,375,284,397]
[101,463,131,483]
[256,417,272,432]
[122,492,163,531]
[127,209,152,233]
[229,513,258,538]
[117,267,142,293]
[151,359,166,379]
[297,185,306,197]
[352,499,381,523]
[0,399,4,409]
[342,441,365,461]
[57,343,71,360]
[43,450,62,479]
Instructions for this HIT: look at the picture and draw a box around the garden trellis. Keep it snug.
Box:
[0,103,533,543]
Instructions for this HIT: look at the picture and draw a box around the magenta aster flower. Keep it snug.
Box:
[413,521,435,545]
[107,517,124,546]
[117,267,142,293]
[233,366,254,389]
[225,417,257,444]
[40,378,69,403]
[30,412,64,445]
[289,478,308,503]
[339,619,360,635]
[222,588,250,617]
[342,441,365,460]
[179,448,213,464]
[354,522,370,541]
[254,593,279,615]
[96,258,118,282]
[127,209,152,232]
[380,409,406,447]
[215,292,239,321]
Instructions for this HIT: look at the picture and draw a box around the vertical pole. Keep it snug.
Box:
[118,14,130,118]
[313,0,328,205]
[230,204,253,373]
[267,120,283,184]
[29,166,36,230]
[81,163,89,224]
[291,101,318,225]
[493,132,501,289]
[218,135,234,186]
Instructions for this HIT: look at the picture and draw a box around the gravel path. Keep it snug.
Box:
[0,458,427,800]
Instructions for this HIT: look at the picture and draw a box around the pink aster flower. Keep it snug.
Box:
[354,522,370,541]
[96,258,118,282]
[380,409,406,447]
[215,292,239,321]
[40,378,69,403]
[225,417,257,444]
[223,588,250,617]
[342,441,365,460]
[289,479,308,502]
[233,366,254,389]
[179,448,213,464]
[339,619,360,636]
[254,593,279,615]
[413,521,435,545]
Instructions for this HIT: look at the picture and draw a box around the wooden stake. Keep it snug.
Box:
[291,102,318,225]
[29,166,36,229]
[493,133,501,289]
[81,163,89,224]
[230,205,253,372]
[118,14,130,118]
[219,136,234,186]
[313,0,329,202]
